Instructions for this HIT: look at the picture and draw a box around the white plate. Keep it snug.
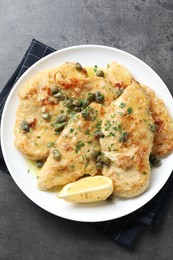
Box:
[1,45,173,222]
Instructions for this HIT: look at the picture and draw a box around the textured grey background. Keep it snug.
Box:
[0,0,173,259]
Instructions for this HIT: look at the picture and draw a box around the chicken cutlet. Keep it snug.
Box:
[105,61,133,87]
[37,103,105,190]
[14,62,116,160]
[14,69,66,160]
[100,80,154,198]
[54,62,117,106]
[141,84,173,157]
[106,61,173,158]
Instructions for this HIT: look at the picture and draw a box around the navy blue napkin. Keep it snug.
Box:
[0,39,173,248]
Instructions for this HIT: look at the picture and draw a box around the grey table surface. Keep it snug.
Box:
[0,0,173,259]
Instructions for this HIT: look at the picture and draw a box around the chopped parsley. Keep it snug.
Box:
[105,120,111,131]
[127,107,133,115]
[119,131,129,142]
[82,106,98,121]
[75,141,85,153]
[117,111,124,116]
[119,102,126,108]
[70,128,74,133]
[116,88,124,97]
[108,143,114,151]
[149,123,156,133]
[95,92,105,103]
[108,132,115,137]
[113,123,122,133]
[113,126,118,131]
[85,129,91,135]
[93,65,98,72]
[95,120,102,130]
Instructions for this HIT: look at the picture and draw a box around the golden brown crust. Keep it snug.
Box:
[141,85,173,157]
[100,81,154,198]
[14,63,117,160]
[37,103,104,190]
[14,61,173,198]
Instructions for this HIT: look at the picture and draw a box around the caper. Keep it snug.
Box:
[91,150,101,160]
[36,161,44,168]
[65,99,73,108]
[47,142,55,147]
[51,86,59,95]
[95,92,105,103]
[94,130,104,138]
[53,149,61,161]
[54,122,66,131]
[81,110,90,120]
[75,62,82,71]
[56,114,67,123]
[101,155,111,166]
[21,121,30,132]
[42,113,50,120]
[73,100,82,107]
[53,92,65,100]
[149,154,161,167]
[82,100,90,108]
[87,92,95,102]
[96,162,103,170]
[96,70,104,77]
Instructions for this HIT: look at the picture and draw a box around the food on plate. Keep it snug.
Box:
[58,176,113,203]
[105,61,133,86]
[14,68,68,160]
[100,81,154,197]
[37,103,105,190]
[106,62,173,158]
[141,84,173,157]
[14,63,116,160]
[14,61,173,202]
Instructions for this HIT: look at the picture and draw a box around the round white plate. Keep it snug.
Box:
[1,45,173,222]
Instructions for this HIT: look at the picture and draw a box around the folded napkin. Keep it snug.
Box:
[0,39,173,247]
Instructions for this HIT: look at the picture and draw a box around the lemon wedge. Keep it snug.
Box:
[57,176,113,203]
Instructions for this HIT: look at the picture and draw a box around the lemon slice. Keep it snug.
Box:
[57,176,113,203]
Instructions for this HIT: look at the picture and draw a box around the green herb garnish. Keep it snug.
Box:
[93,65,98,72]
[127,107,133,115]
[70,128,74,133]
[149,123,156,133]
[119,102,126,108]
[75,141,85,153]
[119,132,129,142]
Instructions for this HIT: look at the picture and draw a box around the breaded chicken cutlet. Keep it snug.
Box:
[100,81,154,198]
[14,62,116,160]
[37,103,105,190]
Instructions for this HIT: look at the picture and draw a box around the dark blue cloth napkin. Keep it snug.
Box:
[0,39,173,248]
